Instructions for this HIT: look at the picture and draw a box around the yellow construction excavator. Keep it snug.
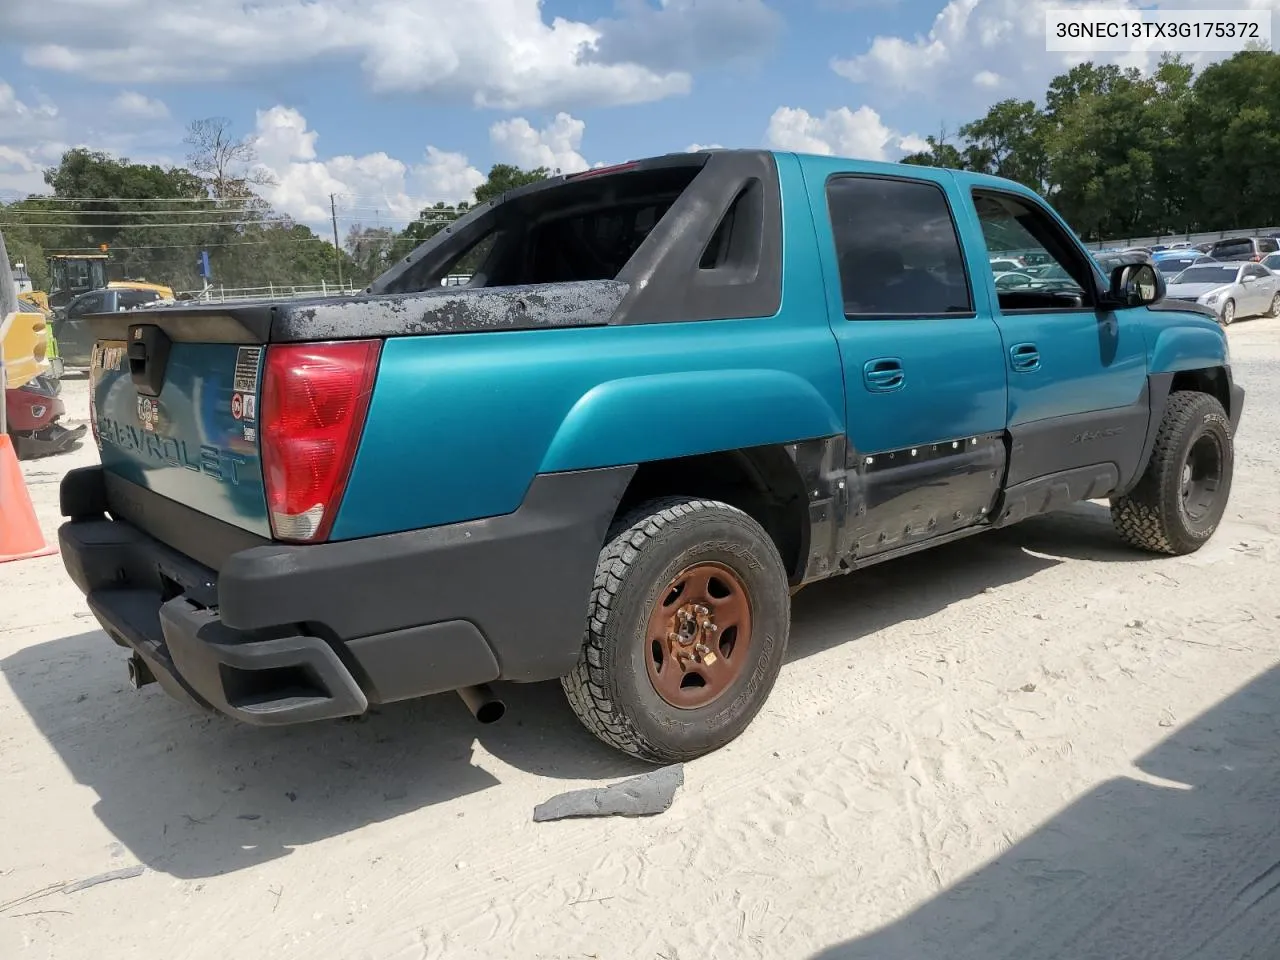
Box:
[46,252,174,313]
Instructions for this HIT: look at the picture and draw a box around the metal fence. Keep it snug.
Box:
[177,274,474,303]
[1085,226,1280,251]
[177,281,361,302]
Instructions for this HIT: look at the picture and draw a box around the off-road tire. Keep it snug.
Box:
[1110,391,1233,555]
[561,497,791,763]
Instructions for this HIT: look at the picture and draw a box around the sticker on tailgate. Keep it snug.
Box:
[232,346,262,442]
[233,346,262,394]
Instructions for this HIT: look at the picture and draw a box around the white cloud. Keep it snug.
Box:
[899,134,931,153]
[0,0,783,110]
[0,80,64,197]
[685,143,725,152]
[111,90,169,120]
[489,113,590,175]
[249,106,484,230]
[765,105,923,162]
[831,0,1280,104]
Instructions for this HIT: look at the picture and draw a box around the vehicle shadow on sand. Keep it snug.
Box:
[1,503,1148,880]
[809,660,1280,960]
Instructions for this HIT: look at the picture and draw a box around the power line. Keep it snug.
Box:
[4,193,466,212]
[8,208,271,218]
[2,214,460,231]
[48,237,341,251]
[0,195,259,204]
[1,219,314,229]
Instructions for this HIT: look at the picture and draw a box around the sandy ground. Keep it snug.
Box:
[2,321,1279,960]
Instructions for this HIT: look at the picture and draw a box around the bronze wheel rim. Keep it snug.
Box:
[644,561,753,710]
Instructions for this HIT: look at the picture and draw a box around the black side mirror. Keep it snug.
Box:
[1108,262,1163,306]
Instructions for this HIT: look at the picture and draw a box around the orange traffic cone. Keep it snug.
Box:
[0,433,56,563]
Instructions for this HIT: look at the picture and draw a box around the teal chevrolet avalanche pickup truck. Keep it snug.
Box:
[59,149,1243,763]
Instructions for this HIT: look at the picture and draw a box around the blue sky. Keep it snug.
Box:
[1,0,1276,231]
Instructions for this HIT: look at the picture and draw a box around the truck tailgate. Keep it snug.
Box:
[90,334,270,539]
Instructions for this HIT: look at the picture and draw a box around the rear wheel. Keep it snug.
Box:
[1267,292,1280,318]
[562,497,791,763]
[1110,391,1233,555]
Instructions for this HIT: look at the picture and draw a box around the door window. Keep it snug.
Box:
[1244,264,1270,281]
[971,190,1092,311]
[826,176,973,318]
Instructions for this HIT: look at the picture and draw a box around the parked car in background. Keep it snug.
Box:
[994,270,1036,290]
[1207,236,1279,262]
[1260,251,1280,275]
[1152,251,1216,278]
[55,287,168,366]
[988,258,1023,273]
[1164,260,1280,324]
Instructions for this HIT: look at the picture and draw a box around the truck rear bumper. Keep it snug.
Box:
[58,464,634,726]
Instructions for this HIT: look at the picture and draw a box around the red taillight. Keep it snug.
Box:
[260,339,381,543]
[567,161,638,180]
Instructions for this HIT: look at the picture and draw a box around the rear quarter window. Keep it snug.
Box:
[118,291,161,310]
[1212,240,1253,258]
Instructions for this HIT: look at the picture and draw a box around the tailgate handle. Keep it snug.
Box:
[128,325,173,397]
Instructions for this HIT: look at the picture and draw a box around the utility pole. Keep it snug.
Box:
[330,193,344,288]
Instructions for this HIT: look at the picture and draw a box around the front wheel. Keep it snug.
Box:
[562,497,791,763]
[1110,391,1233,555]
[1221,299,1236,325]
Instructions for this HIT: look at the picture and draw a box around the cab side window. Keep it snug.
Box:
[971,189,1093,312]
[826,175,973,318]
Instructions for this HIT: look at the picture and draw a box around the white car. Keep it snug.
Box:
[1165,261,1280,325]
[988,258,1024,273]
[1261,251,1280,275]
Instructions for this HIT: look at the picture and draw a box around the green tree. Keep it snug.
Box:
[1183,50,1280,231]
[474,163,549,204]
[899,136,966,169]
[958,99,1048,191]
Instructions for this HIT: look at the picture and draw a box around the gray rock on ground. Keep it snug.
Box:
[533,764,685,822]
